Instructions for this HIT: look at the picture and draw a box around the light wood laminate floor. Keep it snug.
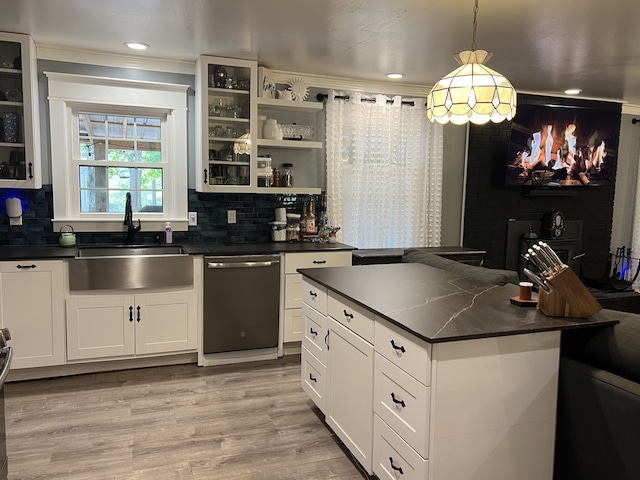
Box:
[4,355,368,480]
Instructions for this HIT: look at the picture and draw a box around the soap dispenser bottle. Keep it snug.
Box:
[164,222,173,244]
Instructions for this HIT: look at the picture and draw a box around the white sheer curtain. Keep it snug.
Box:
[325,91,444,248]
[632,145,640,292]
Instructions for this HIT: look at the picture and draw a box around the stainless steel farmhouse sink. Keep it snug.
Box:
[69,245,193,291]
[75,244,187,258]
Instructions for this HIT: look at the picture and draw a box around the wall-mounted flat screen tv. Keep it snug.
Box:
[505,99,622,187]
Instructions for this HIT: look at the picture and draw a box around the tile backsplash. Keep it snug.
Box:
[0,186,313,245]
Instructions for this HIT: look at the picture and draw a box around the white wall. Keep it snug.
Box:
[611,113,640,251]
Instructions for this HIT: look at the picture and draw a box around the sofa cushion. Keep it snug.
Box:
[561,310,640,383]
[402,248,520,286]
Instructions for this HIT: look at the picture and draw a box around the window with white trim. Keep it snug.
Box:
[78,113,164,214]
[46,72,188,232]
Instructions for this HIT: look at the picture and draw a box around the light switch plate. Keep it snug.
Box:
[188,211,197,226]
[227,210,236,224]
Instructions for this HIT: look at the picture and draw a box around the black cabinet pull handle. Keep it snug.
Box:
[325,330,330,350]
[129,306,133,322]
[203,168,208,184]
[391,392,406,408]
[343,309,353,319]
[28,162,33,179]
[389,457,404,475]
[136,305,141,322]
[16,264,36,269]
[390,339,406,353]
[312,260,326,264]
[310,328,318,336]
[309,373,317,383]
[309,290,318,298]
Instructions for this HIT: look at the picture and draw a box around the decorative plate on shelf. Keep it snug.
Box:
[288,77,309,101]
[5,89,22,102]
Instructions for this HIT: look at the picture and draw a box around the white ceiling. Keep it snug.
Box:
[3,0,640,106]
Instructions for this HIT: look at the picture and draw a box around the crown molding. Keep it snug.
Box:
[622,104,640,115]
[36,44,196,75]
[268,69,430,98]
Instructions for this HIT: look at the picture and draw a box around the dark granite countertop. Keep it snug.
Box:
[298,263,621,343]
[0,242,356,260]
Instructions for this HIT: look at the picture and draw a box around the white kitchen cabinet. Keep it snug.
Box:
[195,56,326,194]
[0,260,65,368]
[195,55,257,192]
[301,277,560,480]
[66,291,197,361]
[282,251,351,343]
[300,279,375,475]
[0,32,41,189]
[326,315,374,474]
[256,98,323,194]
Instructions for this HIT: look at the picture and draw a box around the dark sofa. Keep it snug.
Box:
[402,248,520,285]
[403,248,640,480]
[554,312,640,480]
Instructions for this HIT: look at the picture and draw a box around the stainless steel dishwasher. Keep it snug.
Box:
[203,254,280,354]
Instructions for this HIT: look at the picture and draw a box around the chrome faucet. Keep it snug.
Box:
[124,192,141,244]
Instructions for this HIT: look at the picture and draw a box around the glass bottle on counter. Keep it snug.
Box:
[306,197,317,237]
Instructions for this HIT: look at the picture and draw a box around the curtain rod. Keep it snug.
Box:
[315,93,418,106]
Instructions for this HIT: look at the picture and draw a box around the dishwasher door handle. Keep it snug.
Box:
[207,261,279,269]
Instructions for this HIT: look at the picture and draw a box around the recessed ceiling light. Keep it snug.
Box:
[386,73,403,79]
[124,42,150,51]
[564,88,581,95]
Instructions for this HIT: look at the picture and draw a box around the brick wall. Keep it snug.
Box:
[463,95,620,284]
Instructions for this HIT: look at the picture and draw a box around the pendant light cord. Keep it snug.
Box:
[471,0,479,51]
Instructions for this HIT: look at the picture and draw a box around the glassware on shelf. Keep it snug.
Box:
[282,163,294,187]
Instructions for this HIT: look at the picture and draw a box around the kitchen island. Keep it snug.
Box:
[298,263,619,480]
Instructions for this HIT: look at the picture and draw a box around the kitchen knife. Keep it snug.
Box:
[539,241,564,268]
[523,267,551,292]
[528,248,552,275]
[533,244,560,273]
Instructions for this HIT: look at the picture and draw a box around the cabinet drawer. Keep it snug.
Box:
[373,415,428,480]
[284,251,352,274]
[301,345,326,413]
[302,278,328,314]
[328,292,374,344]
[302,303,327,365]
[375,318,431,386]
[374,353,430,458]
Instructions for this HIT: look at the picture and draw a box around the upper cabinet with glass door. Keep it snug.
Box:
[0,32,41,189]
[195,56,256,192]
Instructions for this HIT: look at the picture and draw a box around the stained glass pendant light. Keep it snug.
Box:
[426,0,517,125]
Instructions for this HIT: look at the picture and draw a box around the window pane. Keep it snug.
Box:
[138,142,162,163]
[107,116,124,138]
[136,117,161,140]
[108,140,136,162]
[79,166,163,213]
[80,166,108,188]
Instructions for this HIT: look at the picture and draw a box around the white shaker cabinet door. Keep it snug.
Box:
[135,292,197,354]
[66,295,135,360]
[0,260,65,368]
[326,317,374,475]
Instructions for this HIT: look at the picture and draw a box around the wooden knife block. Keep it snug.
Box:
[537,265,602,318]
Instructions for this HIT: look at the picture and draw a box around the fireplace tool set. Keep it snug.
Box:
[522,241,602,318]
[609,246,640,291]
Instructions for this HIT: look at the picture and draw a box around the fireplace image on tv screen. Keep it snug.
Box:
[505,102,622,187]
